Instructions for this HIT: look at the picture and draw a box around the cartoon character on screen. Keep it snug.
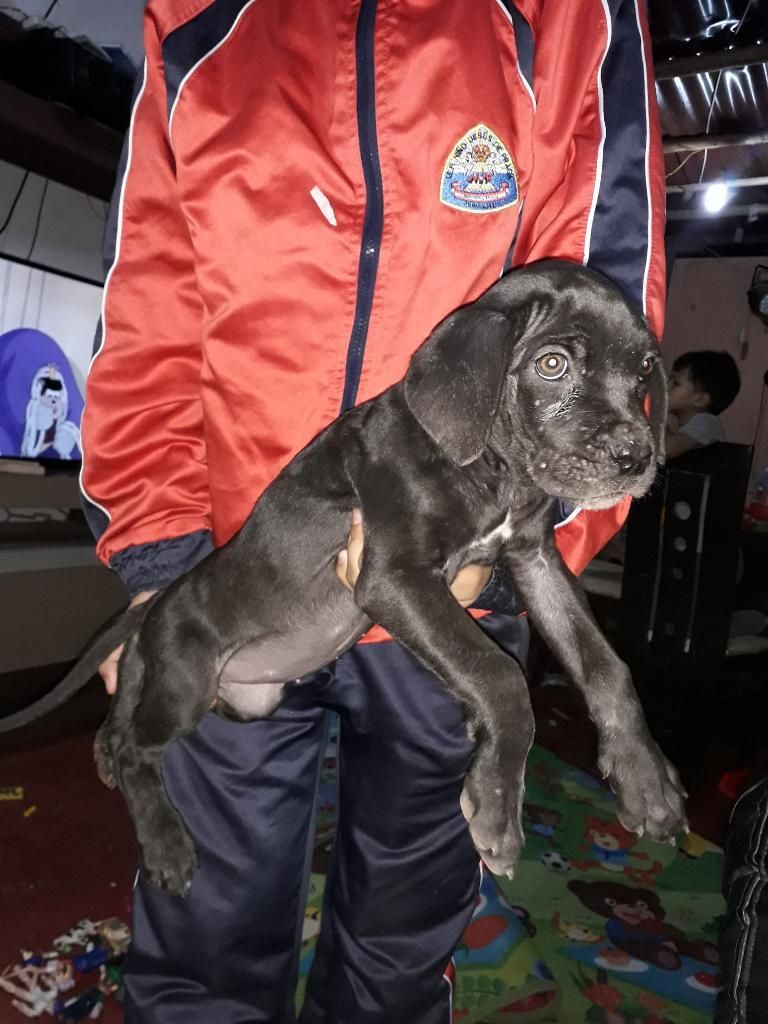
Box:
[21,364,81,460]
[0,328,85,460]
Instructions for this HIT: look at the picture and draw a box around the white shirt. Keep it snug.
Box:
[679,412,724,448]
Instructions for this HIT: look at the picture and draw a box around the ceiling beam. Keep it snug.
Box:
[667,176,768,194]
[663,130,768,154]
[654,43,768,81]
[666,204,768,220]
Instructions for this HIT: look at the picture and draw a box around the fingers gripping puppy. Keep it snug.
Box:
[0,261,687,896]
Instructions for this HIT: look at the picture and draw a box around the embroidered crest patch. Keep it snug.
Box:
[440,124,518,214]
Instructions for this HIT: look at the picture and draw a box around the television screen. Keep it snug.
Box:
[0,255,102,463]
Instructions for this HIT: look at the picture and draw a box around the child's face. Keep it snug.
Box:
[668,366,710,416]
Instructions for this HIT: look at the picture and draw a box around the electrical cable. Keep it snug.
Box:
[665,2,754,188]
[25,178,49,261]
[43,0,60,18]
[0,170,30,237]
[666,150,704,181]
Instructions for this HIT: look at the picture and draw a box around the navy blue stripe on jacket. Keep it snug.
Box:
[583,0,652,316]
[495,0,535,99]
[163,0,256,127]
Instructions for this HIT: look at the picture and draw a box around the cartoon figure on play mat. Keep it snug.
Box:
[571,816,662,885]
[510,904,537,939]
[552,912,601,943]
[523,803,563,845]
[568,880,720,971]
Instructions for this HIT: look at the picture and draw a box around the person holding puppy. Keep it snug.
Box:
[82,2,667,1021]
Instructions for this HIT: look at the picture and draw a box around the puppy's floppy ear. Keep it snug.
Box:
[647,355,668,464]
[404,307,511,466]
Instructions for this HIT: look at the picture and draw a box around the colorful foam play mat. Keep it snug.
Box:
[299,737,724,1023]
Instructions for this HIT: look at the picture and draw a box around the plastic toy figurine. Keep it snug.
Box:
[54,921,99,954]
[0,964,58,1017]
[97,918,130,958]
[71,947,109,974]
[54,988,103,1020]
[1,917,129,1020]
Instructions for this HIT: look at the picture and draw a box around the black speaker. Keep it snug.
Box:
[747,266,768,328]
[620,443,753,666]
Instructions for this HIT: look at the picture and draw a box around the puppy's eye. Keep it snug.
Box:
[535,353,568,380]
[639,356,656,378]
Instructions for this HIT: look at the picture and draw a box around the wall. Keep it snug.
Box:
[664,257,768,488]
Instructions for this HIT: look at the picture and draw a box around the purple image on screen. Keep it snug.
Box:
[0,328,85,460]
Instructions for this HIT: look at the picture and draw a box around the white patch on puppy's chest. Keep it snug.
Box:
[462,510,513,565]
[480,510,513,546]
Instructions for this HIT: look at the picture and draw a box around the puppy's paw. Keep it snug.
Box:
[141,819,198,897]
[460,770,525,880]
[599,735,688,842]
[93,726,116,789]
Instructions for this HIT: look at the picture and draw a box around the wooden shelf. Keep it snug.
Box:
[0,78,121,200]
[0,467,83,508]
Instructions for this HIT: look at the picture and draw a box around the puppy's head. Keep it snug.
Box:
[404,259,666,509]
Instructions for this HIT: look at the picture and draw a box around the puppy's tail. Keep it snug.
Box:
[0,597,158,734]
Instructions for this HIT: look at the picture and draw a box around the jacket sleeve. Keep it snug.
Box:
[80,12,214,596]
[513,0,666,576]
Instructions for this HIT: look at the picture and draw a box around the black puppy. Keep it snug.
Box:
[0,260,687,895]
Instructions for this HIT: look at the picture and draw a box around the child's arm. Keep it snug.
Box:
[665,427,701,460]
[666,412,722,460]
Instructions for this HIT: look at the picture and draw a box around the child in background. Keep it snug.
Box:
[666,350,741,460]
[599,349,741,565]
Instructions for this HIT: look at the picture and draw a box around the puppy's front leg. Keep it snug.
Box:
[501,533,687,841]
[354,561,534,879]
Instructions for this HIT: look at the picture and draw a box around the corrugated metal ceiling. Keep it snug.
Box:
[650,0,768,253]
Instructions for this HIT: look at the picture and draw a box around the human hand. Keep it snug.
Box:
[336,508,364,590]
[98,589,157,695]
[449,560,494,608]
[335,510,492,608]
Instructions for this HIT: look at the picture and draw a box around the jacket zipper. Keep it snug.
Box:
[340,0,383,413]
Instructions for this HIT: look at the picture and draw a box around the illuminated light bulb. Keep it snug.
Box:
[703,182,730,213]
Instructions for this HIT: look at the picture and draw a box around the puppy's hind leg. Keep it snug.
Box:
[94,633,144,790]
[112,643,219,897]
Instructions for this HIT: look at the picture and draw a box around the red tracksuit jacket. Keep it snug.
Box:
[81,0,666,612]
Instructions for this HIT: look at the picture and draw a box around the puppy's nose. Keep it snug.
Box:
[611,443,651,476]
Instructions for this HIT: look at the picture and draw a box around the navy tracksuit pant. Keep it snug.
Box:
[123,613,528,1023]
[715,772,768,1024]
